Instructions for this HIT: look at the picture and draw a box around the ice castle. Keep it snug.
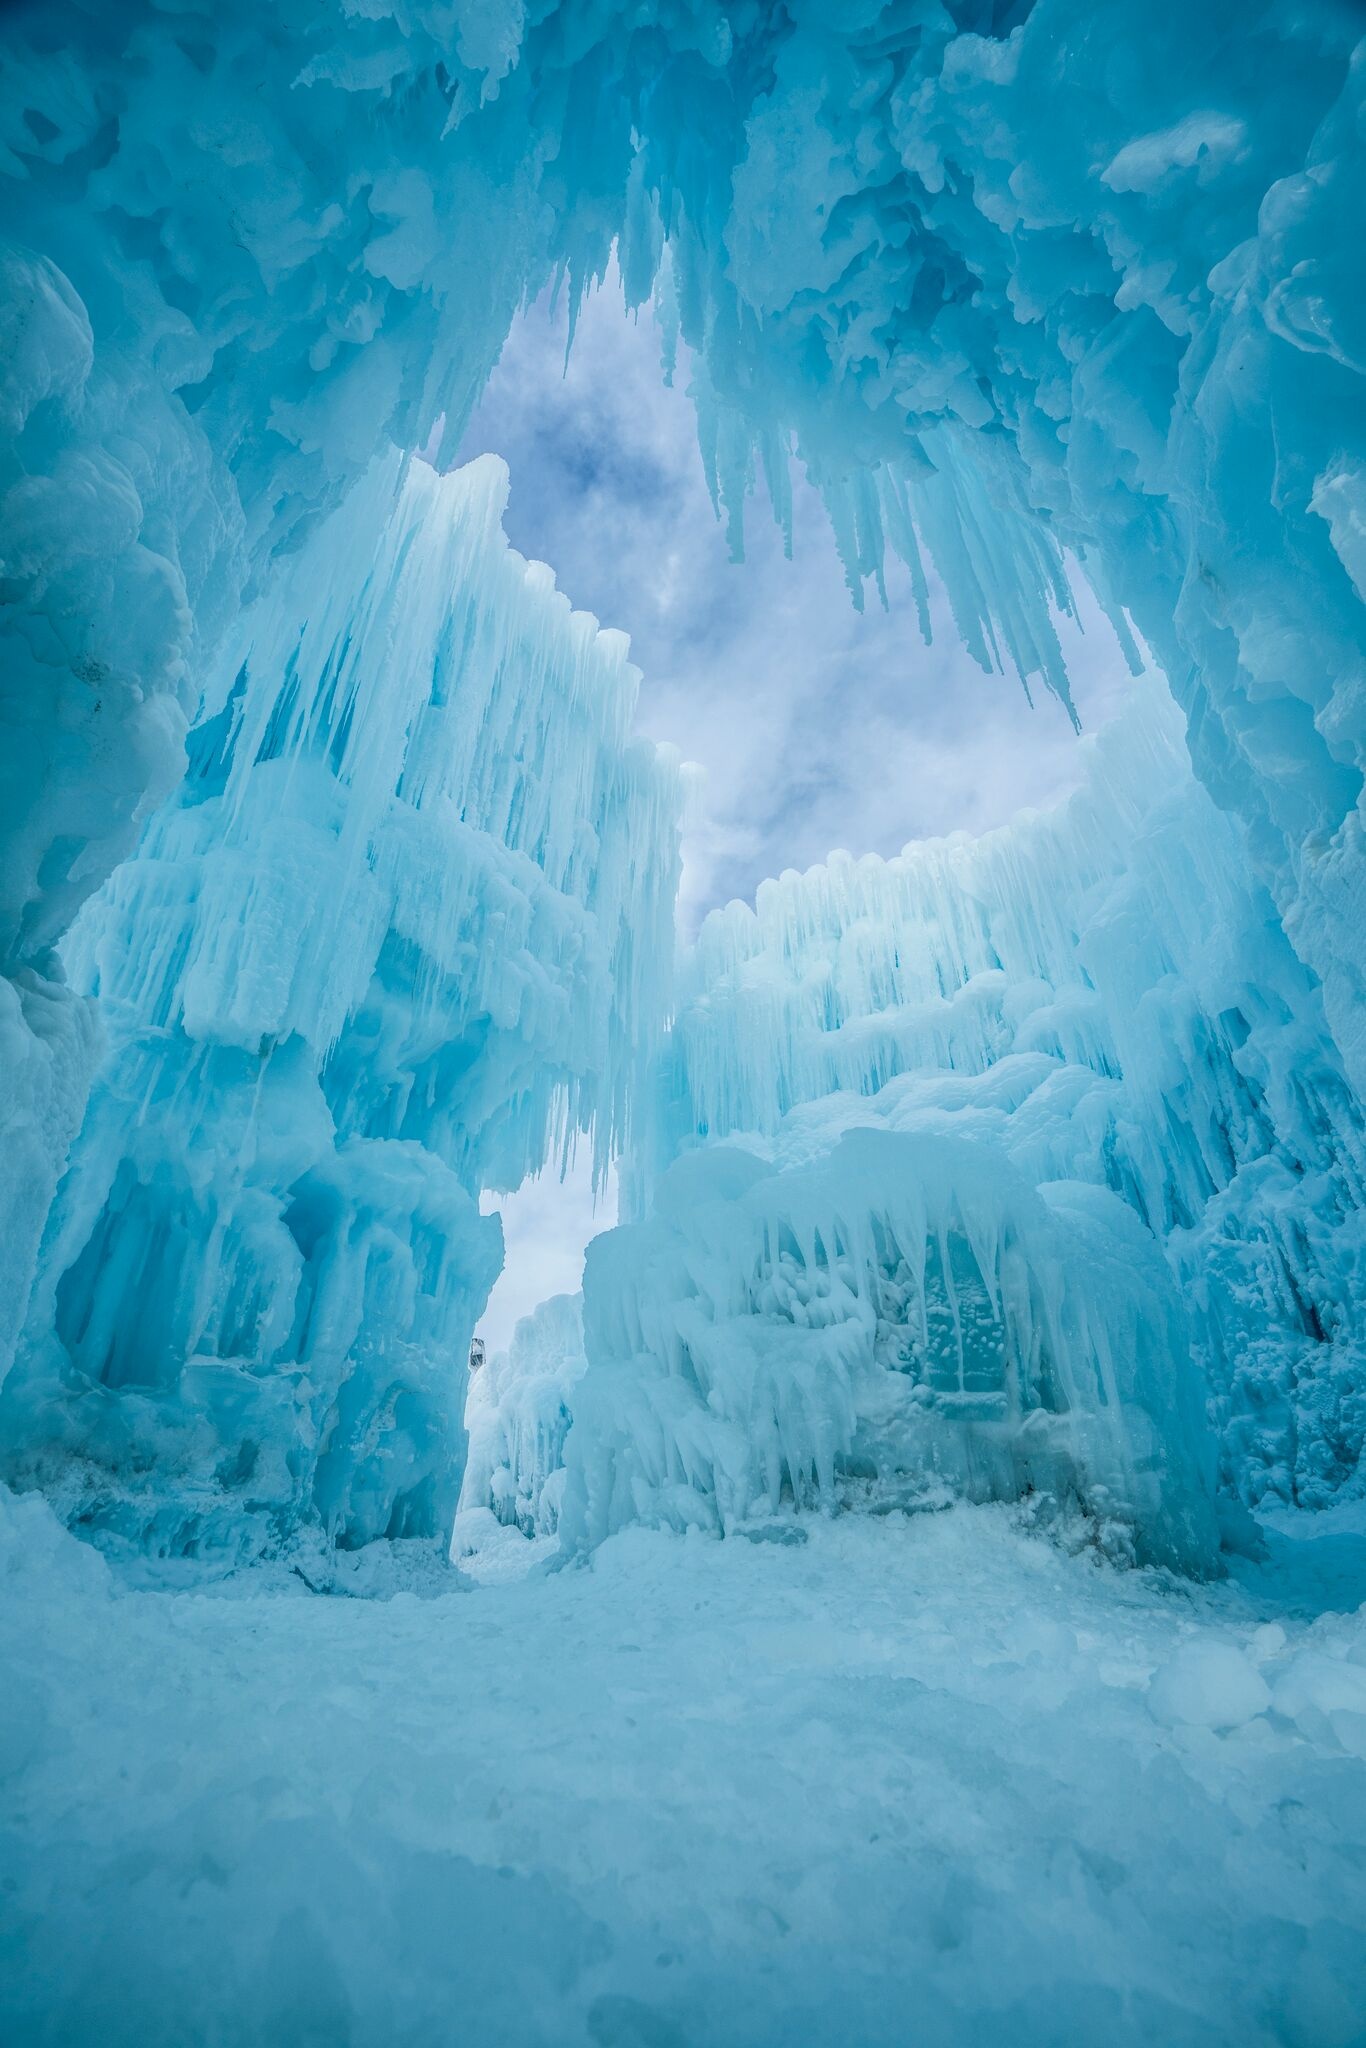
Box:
[2,4,1366,2039]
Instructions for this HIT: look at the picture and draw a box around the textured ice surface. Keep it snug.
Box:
[4,0,1365,1257]
[3,8,1366,2031]
[4,1484,1366,2047]
[2,0,1365,1556]
[454,1292,587,1552]
[0,456,680,1558]
[472,688,1360,1566]
[648,684,1366,1512]
[563,1127,1223,1573]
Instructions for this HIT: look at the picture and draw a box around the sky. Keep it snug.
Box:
[460,276,1144,1354]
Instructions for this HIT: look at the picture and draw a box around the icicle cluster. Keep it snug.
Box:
[3,0,1364,1555]
[562,1129,1221,1574]
[624,686,1364,1513]
[469,688,1360,1569]
[0,456,681,1557]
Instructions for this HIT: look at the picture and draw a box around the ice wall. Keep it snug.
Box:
[3,0,1364,1542]
[563,1130,1222,1574]
[0,455,681,1557]
[623,686,1365,1516]
[454,1293,588,1558]
[467,688,1361,1570]
[0,0,568,1386]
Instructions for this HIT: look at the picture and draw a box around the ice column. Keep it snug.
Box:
[0,454,681,1558]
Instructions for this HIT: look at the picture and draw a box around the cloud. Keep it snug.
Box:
[463,276,1142,931]
[477,1157,617,1358]
[460,274,1145,1343]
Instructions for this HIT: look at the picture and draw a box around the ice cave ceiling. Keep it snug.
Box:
[0,0,1364,1565]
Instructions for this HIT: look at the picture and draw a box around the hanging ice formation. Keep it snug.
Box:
[2,1,1365,1560]
[465,687,1354,1572]
[512,688,1356,1573]
[0,456,681,1555]
[454,1294,589,1559]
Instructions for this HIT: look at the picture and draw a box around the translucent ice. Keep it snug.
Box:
[561,1126,1223,1574]
[632,685,1366,1515]
[473,687,1360,1567]
[2,0,1365,1558]
[1147,1640,1271,1732]
[0,455,681,1558]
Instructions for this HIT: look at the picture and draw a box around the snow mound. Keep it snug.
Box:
[1147,1640,1271,1731]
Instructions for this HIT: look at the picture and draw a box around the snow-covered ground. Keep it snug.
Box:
[4,1491,1366,2048]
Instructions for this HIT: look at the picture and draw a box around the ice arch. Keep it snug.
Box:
[1,0,1364,1553]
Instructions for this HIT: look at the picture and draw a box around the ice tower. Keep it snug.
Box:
[0,456,680,1555]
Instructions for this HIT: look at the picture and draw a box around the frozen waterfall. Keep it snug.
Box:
[0,454,681,1556]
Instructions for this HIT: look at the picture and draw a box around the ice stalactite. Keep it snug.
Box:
[0,455,681,1558]
[468,687,1361,1566]
[4,0,1363,1040]
[623,685,1365,1516]
[2,0,1364,1554]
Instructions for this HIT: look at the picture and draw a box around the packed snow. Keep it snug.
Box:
[5,1487,1366,2047]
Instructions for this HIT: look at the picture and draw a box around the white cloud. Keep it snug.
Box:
[464,276,1142,930]
[478,1157,618,1358]
[461,274,1145,1342]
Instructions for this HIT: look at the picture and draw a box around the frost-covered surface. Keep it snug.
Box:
[566,1130,1222,1573]
[454,1292,587,1553]
[0,456,680,1558]
[598,686,1363,1521]
[2,0,1365,1552]
[481,690,1362,1567]
[4,1484,1366,2045]
[4,0,1365,1303]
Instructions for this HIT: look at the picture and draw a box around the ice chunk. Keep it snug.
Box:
[1147,1640,1271,1731]
[1273,1653,1366,1757]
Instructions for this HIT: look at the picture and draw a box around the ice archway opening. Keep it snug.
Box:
[0,0,1362,1569]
